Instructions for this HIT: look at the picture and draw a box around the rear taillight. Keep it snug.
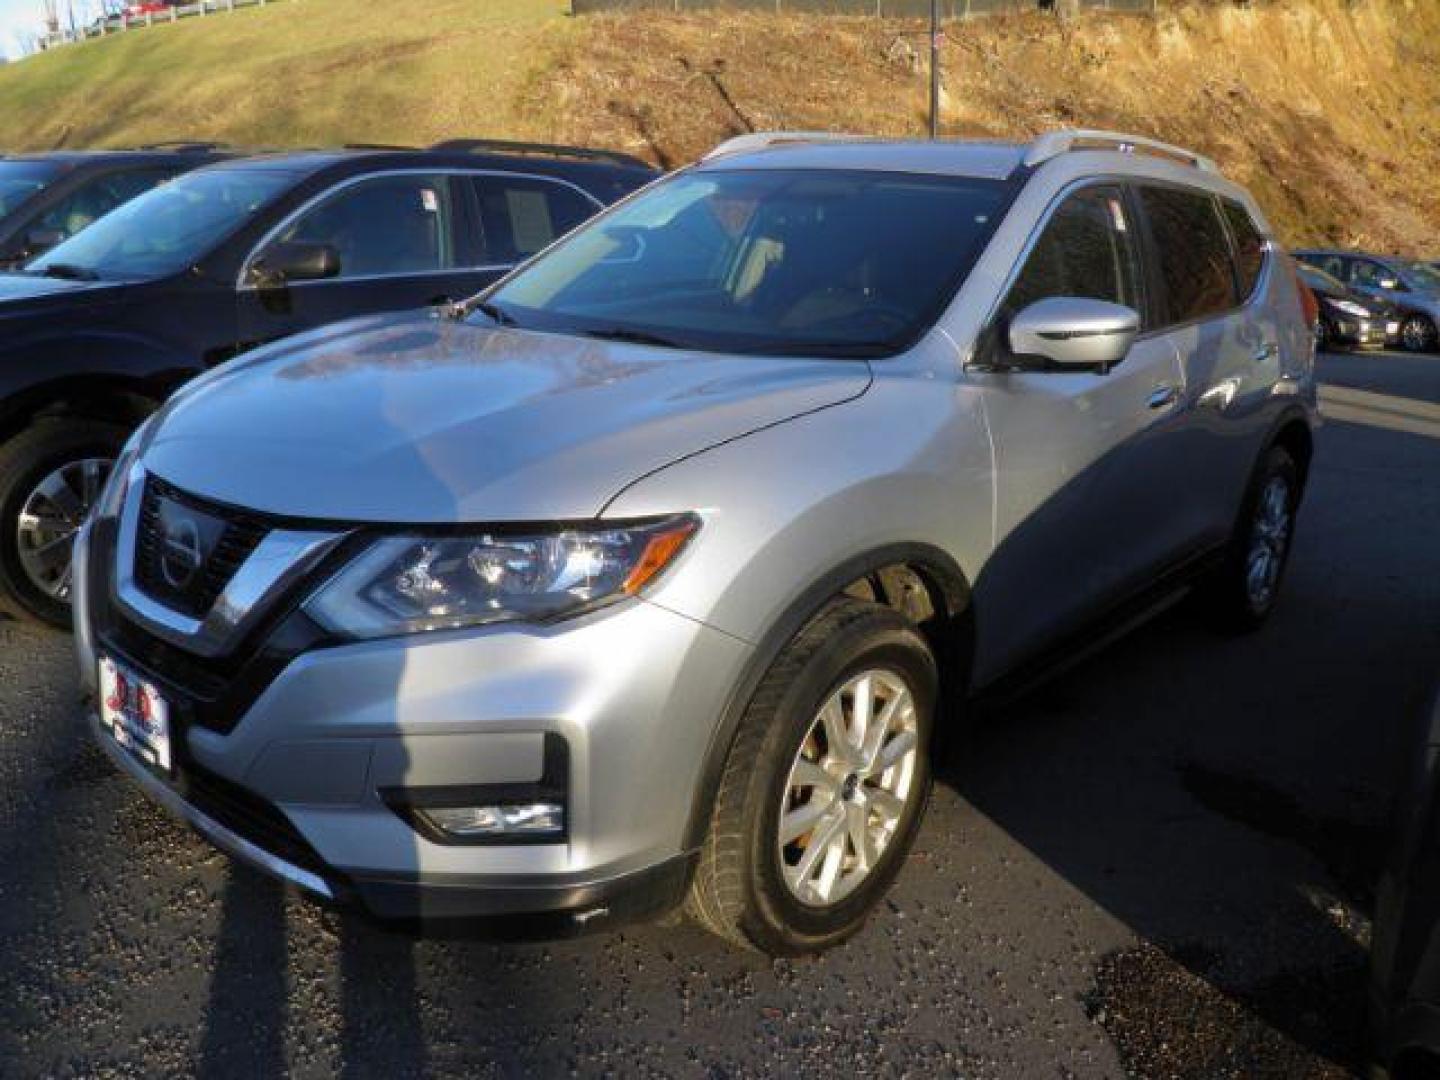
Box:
[1286,253,1320,326]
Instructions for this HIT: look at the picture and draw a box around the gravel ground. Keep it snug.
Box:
[0,351,1436,1078]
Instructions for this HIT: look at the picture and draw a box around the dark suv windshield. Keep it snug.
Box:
[26,167,296,281]
[0,161,63,218]
[485,169,1011,357]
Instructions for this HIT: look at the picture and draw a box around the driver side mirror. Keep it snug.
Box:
[1007,297,1141,373]
[251,241,341,288]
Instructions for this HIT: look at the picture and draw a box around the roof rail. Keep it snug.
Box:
[429,139,653,170]
[702,131,873,161]
[133,140,232,153]
[1024,129,1218,174]
[344,142,418,152]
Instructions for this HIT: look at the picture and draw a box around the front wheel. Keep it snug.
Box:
[0,418,126,627]
[1400,314,1437,354]
[687,599,937,955]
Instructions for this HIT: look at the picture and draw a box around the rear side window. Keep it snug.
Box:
[1004,185,1142,317]
[1222,200,1266,299]
[1138,186,1236,325]
[470,176,597,264]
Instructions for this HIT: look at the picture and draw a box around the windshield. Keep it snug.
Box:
[1402,260,1440,292]
[0,161,63,218]
[26,168,296,281]
[484,168,1012,358]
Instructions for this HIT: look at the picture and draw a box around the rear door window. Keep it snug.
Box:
[1137,186,1237,325]
[1221,200,1266,300]
[1003,185,1142,318]
[469,176,597,265]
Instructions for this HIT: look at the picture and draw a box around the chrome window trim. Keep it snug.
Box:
[235,167,605,292]
[114,463,347,659]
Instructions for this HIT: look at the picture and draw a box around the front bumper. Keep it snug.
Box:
[76,518,751,927]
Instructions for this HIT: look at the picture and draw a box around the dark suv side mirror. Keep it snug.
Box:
[251,241,341,287]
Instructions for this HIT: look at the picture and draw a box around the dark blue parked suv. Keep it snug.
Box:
[0,140,657,626]
[0,143,231,269]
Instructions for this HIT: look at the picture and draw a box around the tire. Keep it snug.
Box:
[0,418,127,628]
[686,598,938,955]
[1197,445,1301,634]
[1400,314,1438,354]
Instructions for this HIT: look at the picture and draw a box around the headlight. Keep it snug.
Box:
[1334,300,1371,318]
[305,515,698,639]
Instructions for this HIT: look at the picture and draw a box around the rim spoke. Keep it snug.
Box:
[815,826,847,900]
[780,794,834,845]
[859,691,901,769]
[789,757,835,793]
[849,674,873,748]
[867,785,905,824]
[35,470,84,522]
[876,729,918,773]
[25,533,75,576]
[846,802,876,871]
[790,809,844,891]
[820,696,852,762]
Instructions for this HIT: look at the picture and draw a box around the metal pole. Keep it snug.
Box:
[929,0,940,140]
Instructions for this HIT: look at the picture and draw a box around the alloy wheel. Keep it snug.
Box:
[1245,474,1292,612]
[777,668,920,907]
[15,457,112,602]
[1401,316,1435,353]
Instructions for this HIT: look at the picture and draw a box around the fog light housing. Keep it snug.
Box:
[420,803,565,839]
[382,733,569,846]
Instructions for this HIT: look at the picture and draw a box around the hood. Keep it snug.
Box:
[0,272,127,315]
[142,312,871,522]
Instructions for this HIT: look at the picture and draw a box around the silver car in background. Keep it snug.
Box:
[74,130,1317,955]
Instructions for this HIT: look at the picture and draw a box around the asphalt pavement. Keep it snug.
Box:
[0,351,1436,1078]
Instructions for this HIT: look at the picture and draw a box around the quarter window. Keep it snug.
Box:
[1222,199,1266,299]
[470,176,596,264]
[261,174,457,280]
[1003,186,1142,318]
[1351,260,1395,289]
[1138,186,1236,325]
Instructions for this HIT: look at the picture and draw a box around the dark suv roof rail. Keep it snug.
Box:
[429,139,652,170]
[132,140,232,153]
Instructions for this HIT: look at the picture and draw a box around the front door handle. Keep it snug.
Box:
[1253,342,1279,363]
[1147,383,1180,410]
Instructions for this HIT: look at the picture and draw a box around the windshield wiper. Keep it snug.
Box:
[38,263,100,282]
[447,297,516,326]
[580,326,685,349]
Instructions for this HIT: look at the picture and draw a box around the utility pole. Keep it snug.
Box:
[928,0,941,140]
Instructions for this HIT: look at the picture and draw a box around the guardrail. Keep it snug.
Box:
[42,0,292,50]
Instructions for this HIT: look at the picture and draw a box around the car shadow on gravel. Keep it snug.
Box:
[937,401,1440,1076]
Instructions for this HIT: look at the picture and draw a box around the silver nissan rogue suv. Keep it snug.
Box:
[75,130,1318,955]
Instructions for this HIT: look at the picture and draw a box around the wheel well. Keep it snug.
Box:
[0,383,159,446]
[838,560,975,711]
[1272,417,1314,489]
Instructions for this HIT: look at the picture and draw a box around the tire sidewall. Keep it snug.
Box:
[741,617,937,951]
[0,423,125,625]
[1237,447,1299,622]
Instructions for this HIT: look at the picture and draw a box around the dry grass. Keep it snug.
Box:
[532,0,1440,252]
[0,0,1436,251]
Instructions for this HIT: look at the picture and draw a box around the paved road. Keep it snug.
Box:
[0,352,1436,1078]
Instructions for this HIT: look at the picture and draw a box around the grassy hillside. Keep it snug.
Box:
[0,0,1437,253]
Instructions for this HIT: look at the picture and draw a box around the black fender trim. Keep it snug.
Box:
[680,542,973,851]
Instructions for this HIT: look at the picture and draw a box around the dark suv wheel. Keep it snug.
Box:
[686,598,937,955]
[1401,314,1438,354]
[0,418,126,627]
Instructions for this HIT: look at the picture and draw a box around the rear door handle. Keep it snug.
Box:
[1147,384,1180,410]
